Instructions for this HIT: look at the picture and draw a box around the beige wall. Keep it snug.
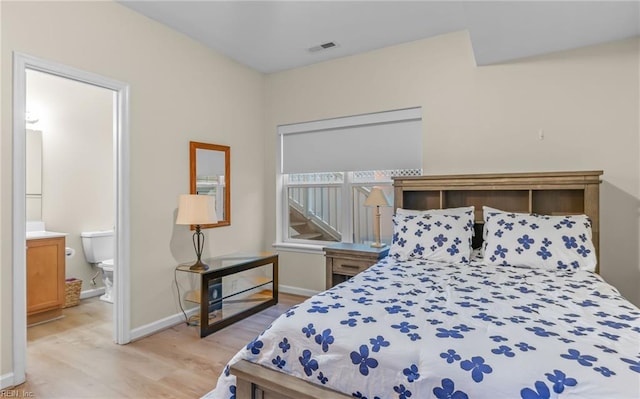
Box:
[277,251,326,294]
[264,32,640,306]
[2,0,638,384]
[1,1,264,377]
[27,70,114,293]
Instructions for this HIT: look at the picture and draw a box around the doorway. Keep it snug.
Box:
[26,69,115,309]
[12,53,130,386]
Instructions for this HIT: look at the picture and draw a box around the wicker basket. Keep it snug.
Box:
[63,278,82,308]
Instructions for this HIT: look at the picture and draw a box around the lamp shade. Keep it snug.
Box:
[176,194,218,225]
[364,187,390,207]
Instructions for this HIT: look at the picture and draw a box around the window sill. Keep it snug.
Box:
[272,242,327,255]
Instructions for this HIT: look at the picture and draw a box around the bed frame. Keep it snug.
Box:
[231,170,603,399]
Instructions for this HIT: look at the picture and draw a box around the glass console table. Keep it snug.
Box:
[177,252,278,338]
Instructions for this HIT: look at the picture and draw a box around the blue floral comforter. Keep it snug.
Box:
[205,257,640,399]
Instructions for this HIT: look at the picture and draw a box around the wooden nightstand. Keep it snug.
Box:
[324,243,389,288]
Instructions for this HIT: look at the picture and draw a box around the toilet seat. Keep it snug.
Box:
[99,258,115,272]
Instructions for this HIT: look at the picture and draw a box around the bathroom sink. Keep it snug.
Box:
[26,230,68,240]
[26,221,67,239]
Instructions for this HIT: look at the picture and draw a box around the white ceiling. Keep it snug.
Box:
[119,1,640,73]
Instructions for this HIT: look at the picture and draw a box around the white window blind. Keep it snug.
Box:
[279,107,422,174]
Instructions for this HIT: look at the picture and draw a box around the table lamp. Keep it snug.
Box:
[176,194,218,270]
[364,187,390,248]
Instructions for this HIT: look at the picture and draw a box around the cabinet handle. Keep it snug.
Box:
[341,264,361,269]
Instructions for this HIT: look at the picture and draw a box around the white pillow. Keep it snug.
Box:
[483,212,597,272]
[390,209,474,264]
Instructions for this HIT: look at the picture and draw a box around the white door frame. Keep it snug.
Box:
[12,52,131,385]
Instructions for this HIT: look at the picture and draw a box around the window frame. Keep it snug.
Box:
[275,170,420,253]
[274,107,422,253]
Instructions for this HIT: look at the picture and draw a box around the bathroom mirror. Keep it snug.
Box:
[26,129,43,221]
[190,141,230,228]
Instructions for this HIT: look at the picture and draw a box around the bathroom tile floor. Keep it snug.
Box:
[18,293,305,399]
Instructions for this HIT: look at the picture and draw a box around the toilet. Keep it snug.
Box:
[80,230,115,303]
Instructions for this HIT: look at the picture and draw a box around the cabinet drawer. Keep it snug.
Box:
[332,258,372,276]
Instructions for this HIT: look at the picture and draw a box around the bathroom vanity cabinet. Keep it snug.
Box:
[27,236,66,325]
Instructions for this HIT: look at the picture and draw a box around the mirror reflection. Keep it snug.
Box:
[190,141,230,228]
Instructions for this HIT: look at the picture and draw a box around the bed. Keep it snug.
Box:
[205,171,640,399]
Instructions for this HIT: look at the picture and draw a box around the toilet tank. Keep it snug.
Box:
[80,230,114,263]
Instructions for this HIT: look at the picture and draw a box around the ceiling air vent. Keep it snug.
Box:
[308,41,339,53]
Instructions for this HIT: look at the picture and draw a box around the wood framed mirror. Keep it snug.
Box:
[190,141,230,228]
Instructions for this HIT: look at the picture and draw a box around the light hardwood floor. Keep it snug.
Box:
[15,293,306,399]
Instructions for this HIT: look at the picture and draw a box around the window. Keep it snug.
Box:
[284,170,421,245]
[286,172,343,242]
[277,108,423,248]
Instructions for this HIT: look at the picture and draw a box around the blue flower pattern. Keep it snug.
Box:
[521,381,550,399]
[210,255,639,399]
[393,384,412,399]
[561,349,597,367]
[314,329,334,352]
[402,364,420,383]
[545,369,577,393]
[246,337,263,355]
[369,335,389,352]
[350,345,379,376]
[298,349,318,376]
[433,378,469,399]
[460,356,493,382]
[278,338,290,353]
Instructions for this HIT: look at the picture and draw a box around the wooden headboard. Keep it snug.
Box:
[392,171,603,272]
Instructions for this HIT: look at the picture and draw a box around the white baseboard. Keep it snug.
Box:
[279,284,319,298]
[0,372,15,389]
[129,307,199,342]
[80,287,105,299]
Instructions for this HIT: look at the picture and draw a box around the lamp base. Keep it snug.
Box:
[370,242,386,248]
[189,259,209,271]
